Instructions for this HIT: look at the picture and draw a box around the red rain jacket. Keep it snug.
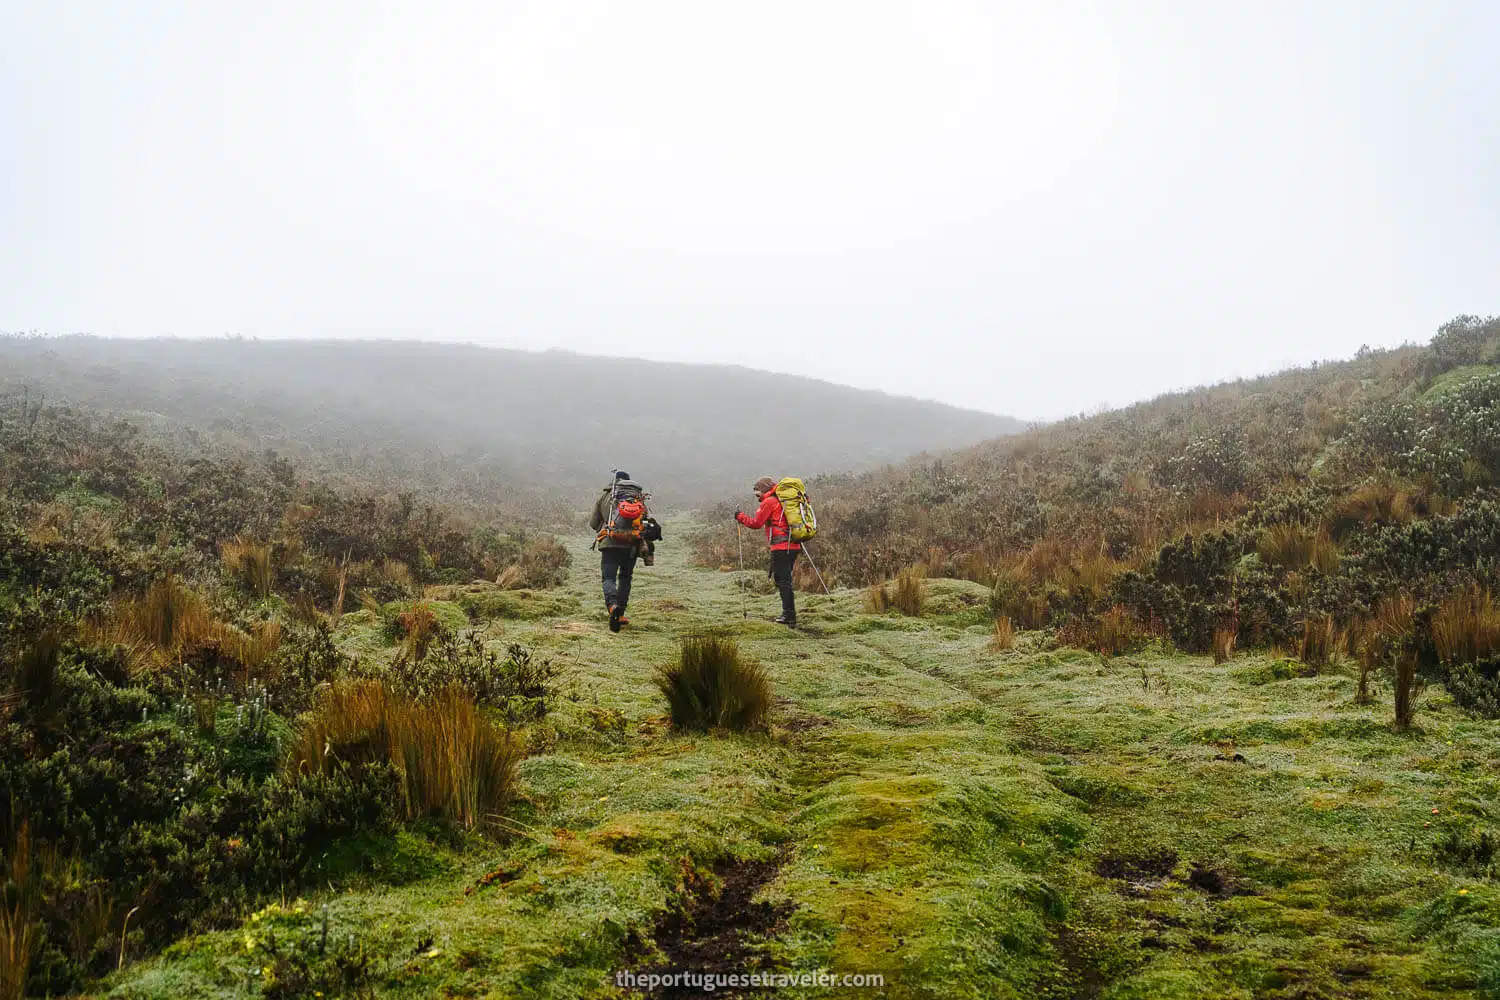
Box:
[736,491,801,552]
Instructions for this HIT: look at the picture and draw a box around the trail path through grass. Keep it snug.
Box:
[112,527,1500,999]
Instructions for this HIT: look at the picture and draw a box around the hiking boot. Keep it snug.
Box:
[774,615,797,628]
[616,614,630,627]
[608,605,623,633]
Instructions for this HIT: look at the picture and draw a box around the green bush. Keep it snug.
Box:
[386,634,560,721]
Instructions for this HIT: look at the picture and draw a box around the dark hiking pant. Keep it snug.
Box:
[600,547,637,612]
[771,549,799,622]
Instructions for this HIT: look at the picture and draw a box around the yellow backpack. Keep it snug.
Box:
[774,478,818,542]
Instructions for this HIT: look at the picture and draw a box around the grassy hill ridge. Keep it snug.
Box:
[0,335,1023,514]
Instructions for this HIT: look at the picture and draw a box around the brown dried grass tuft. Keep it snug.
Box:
[287,680,521,828]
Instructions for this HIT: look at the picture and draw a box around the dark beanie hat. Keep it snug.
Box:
[615,470,630,480]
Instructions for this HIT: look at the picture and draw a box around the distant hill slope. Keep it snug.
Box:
[765,315,1500,642]
[0,336,1021,512]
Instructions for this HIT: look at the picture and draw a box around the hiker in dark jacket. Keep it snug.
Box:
[590,471,648,632]
[735,476,800,627]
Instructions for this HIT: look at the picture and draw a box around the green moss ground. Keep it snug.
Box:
[108,530,1500,999]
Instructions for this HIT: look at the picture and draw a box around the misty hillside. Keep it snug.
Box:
[0,336,1021,512]
[729,314,1500,656]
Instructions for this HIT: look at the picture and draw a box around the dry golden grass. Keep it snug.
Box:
[495,564,525,590]
[1394,652,1420,729]
[1373,592,1416,644]
[989,616,1015,652]
[24,500,118,549]
[379,559,416,595]
[1258,523,1340,574]
[1348,619,1379,705]
[1212,625,1237,664]
[1431,585,1500,665]
[398,601,442,658]
[287,680,521,828]
[1328,479,1417,538]
[863,582,891,613]
[85,577,283,683]
[892,568,925,617]
[1297,613,1343,669]
[85,576,225,673]
[1020,538,1071,587]
[219,537,274,598]
[1093,605,1139,658]
[225,619,284,682]
[0,825,37,1000]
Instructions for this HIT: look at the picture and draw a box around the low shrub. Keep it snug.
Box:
[388,634,560,721]
[863,583,890,614]
[1057,605,1157,658]
[513,534,571,589]
[258,620,352,713]
[654,635,771,733]
[287,680,521,829]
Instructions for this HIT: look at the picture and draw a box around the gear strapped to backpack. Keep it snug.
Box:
[597,480,648,548]
[774,477,818,542]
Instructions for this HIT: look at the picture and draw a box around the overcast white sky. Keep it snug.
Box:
[1,2,1496,420]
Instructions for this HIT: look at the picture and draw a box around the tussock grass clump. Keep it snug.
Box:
[87,575,227,673]
[654,636,771,733]
[989,616,1015,651]
[1058,605,1151,658]
[226,619,284,679]
[0,825,39,1000]
[1394,653,1420,729]
[1374,592,1416,646]
[865,569,924,616]
[287,680,521,828]
[892,568,925,617]
[1431,586,1500,665]
[1212,625,1237,664]
[1327,478,1426,539]
[1363,593,1422,728]
[1094,606,1140,658]
[1297,614,1342,669]
[13,631,62,708]
[220,536,274,598]
[1258,523,1340,574]
[390,601,443,658]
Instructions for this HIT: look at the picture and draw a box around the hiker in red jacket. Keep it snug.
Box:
[735,476,800,627]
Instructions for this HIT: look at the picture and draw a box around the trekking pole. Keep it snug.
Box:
[800,543,832,596]
[736,523,748,618]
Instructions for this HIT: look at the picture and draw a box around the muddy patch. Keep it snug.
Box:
[1186,862,1252,898]
[775,696,835,734]
[624,854,794,998]
[1095,848,1178,894]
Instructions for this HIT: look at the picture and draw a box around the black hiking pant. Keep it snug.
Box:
[771,549,799,622]
[600,547,637,612]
